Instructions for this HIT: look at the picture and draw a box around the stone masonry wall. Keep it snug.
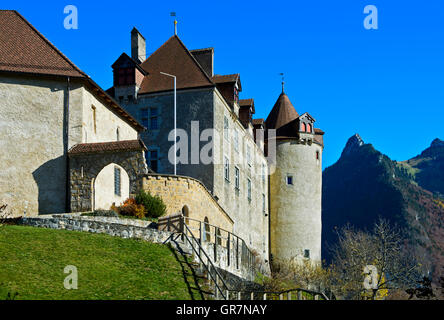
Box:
[69,150,148,212]
[142,174,234,233]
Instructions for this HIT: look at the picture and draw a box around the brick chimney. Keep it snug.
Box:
[131,27,146,64]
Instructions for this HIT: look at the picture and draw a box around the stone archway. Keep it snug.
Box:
[93,163,129,210]
[68,140,148,213]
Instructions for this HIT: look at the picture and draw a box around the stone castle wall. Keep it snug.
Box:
[142,174,234,233]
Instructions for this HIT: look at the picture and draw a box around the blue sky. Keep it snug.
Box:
[4,0,444,168]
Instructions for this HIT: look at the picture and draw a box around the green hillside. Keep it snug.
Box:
[0,225,199,300]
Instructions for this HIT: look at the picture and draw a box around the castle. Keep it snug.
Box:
[107,28,325,266]
[0,11,324,272]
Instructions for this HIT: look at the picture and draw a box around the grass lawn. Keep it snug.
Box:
[0,225,195,300]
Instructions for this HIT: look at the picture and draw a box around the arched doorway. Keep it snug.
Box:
[93,163,129,210]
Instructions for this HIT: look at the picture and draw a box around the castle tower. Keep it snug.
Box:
[266,87,324,266]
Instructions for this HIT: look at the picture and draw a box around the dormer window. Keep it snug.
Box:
[307,123,312,133]
[114,67,135,86]
[301,123,306,132]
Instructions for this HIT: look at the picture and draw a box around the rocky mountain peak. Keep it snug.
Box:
[431,138,444,148]
[341,133,365,157]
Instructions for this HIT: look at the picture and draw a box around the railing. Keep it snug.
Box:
[224,288,329,300]
[166,217,231,300]
[159,214,256,276]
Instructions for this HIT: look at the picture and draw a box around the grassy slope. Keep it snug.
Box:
[0,225,195,300]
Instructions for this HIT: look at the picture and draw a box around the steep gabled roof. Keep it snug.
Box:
[138,36,214,94]
[0,10,85,77]
[112,52,147,75]
[0,10,144,132]
[212,73,242,91]
[265,92,299,129]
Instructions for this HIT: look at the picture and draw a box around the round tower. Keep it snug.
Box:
[266,89,324,266]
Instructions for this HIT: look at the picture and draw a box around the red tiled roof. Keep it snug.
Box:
[0,10,85,77]
[68,140,147,155]
[239,99,254,107]
[138,36,214,94]
[315,128,325,135]
[0,10,144,132]
[265,92,299,129]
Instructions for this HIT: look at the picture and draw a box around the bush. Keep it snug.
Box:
[135,190,166,219]
[112,198,145,219]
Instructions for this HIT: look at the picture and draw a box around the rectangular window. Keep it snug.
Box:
[247,178,252,201]
[141,108,149,128]
[235,167,240,190]
[150,107,159,130]
[247,145,251,167]
[150,150,159,172]
[262,164,266,186]
[224,116,229,141]
[91,105,97,133]
[287,175,294,185]
[224,156,230,182]
[234,129,239,152]
[262,194,266,213]
[304,249,310,259]
[114,167,121,196]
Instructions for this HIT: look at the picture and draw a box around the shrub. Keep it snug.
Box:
[135,190,166,219]
[115,198,145,219]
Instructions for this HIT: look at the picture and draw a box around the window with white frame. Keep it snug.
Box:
[235,166,240,190]
[287,175,294,186]
[224,156,230,182]
[234,129,239,152]
[247,178,252,201]
[247,145,251,167]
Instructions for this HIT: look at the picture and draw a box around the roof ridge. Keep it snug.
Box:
[174,35,214,84]
[12,11,86,78]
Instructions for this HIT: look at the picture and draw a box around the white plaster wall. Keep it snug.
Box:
[212,90,269,263]
[94,163,129,210]
[81,87,138,144]
[0,74,139,217]
[270,139,323,264]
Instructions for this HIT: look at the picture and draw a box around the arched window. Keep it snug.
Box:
[216,228,222,246]
[203,217,211,242]
[116,128,120,141]
[182,206,189,224]
[301,123,306,132]
[307,123,312,133]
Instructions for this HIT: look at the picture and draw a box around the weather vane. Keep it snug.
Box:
[279,73,285,93]
[170,12,177,35]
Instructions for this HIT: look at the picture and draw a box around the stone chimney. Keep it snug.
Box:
[131,27,146,64]
[190,48,214,77]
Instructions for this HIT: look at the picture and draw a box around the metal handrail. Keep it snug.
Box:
[225,287,330,300]
[174,216,231,300]
[183,216,256,274]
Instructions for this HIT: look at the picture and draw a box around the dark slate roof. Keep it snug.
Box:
[68,140,147,155]
[138,36,214,94]
[265,92,299,129]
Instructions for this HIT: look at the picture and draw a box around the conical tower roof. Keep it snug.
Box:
[265,92,299,129]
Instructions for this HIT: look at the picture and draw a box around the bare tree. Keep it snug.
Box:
[330,219,424,300]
